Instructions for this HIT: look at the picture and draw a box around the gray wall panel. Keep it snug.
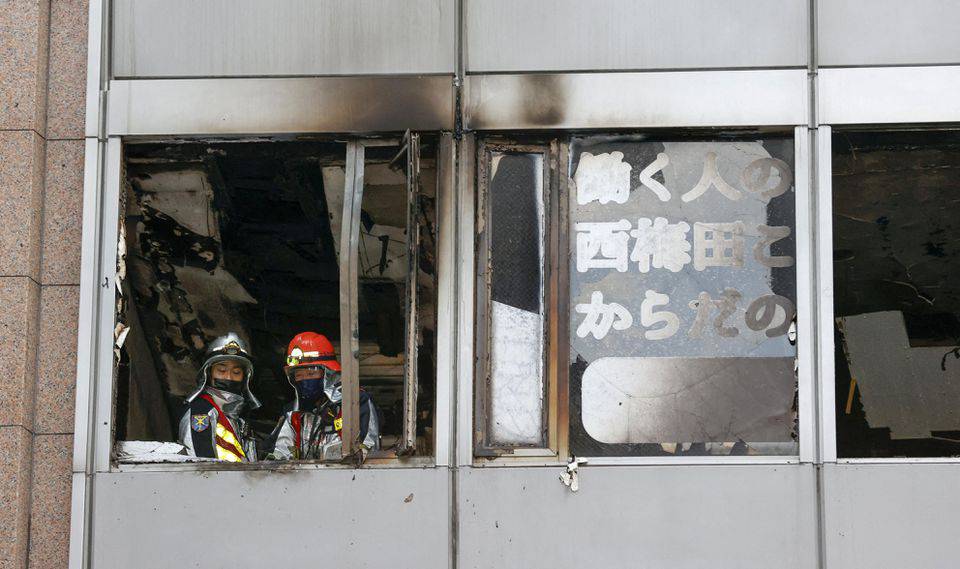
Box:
[465,0,808,73]
[459,465,818,569]
[823,463,960,569]
[465,70,808,130]
[112,0,455,77]
[819,1,960,66]
[107,77,455,135]
[91,468,449,568]
[818,66,960,125]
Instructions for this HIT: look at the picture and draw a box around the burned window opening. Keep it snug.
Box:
[114,139,438,463]
[833,129,960,458]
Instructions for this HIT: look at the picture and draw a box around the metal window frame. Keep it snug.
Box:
[73,133,447,472]
[820,123,960,465]
[473,138,563,460]
[816,126,838,464]
[400,132,423,454]
[342,135,427,459]
[468,128,815,466]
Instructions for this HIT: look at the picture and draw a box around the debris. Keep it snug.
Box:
[559,456,587,492]
[116,440,217,463]
[114,323,130,349]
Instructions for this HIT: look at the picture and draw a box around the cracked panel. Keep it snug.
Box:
[488,153,546,447]
[569,135,797,457]
[833,130,960,458]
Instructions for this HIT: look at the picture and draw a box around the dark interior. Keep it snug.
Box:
[115,139,437,457]
[833,129,960,457]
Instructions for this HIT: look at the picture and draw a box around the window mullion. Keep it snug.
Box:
[339,141,363,459]
[400,132,422,454]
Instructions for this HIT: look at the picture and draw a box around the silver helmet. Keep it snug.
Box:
[185,332,261,409]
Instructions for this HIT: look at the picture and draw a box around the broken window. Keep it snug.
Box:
[349,136,437,456]
[833,129,960,458]
[113,138,438,464]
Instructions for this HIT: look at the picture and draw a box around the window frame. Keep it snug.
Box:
[469,128,816,466]
[473,138,566,459]
[822,124,960,464]
[85,134,451,471]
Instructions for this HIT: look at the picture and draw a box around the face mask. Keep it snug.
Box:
[211,379,243,395]
[296,378,326,407]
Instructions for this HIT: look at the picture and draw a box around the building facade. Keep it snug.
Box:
[3,1,960,568]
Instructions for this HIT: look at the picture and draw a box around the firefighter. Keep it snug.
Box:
[266,331,380,461]
[178,333,261,462]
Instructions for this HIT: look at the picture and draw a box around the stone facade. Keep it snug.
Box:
[0,1,88,567]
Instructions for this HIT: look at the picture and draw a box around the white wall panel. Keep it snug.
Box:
[823,463,960,569]
[91,468,449,568]
[459,465,818,569]
[466,0,808,73]
[112,0,455,77]
[465,70,808,130]
[819,0,960,67]
[819,66,960,125]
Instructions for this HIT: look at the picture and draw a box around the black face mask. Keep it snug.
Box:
[295,378,326,409]
[210,379,244,395]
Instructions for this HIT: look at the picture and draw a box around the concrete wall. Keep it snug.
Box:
[0,1,88,568]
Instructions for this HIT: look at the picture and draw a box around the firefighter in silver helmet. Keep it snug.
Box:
[178,333,261,462]
[265,331,379,461]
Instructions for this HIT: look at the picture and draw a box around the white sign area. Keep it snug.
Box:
[630,217,691,273]
[576,218,792,274]
[580,357,795,444]
[574,291,633,340]
[489,301,545,445]
[574,151,632,205]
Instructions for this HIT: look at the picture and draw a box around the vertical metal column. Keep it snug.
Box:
[70,0,113,566]
[339,142,363,458]
[401,133,422,454]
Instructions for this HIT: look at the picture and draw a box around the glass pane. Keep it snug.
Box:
[568,135,798,457]
[833,130,960,458]
[487,152,546,446]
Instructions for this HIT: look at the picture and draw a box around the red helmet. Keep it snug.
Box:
[284,332,341,372]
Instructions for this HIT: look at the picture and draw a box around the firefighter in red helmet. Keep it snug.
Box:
[265,331,380,460]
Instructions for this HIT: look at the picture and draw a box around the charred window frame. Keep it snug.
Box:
[105,134,439,467]
[474,138,568,459]
[342,134,426,459]
[472,130,812,463]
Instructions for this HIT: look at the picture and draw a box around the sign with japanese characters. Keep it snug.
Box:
[569,136,798,455]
